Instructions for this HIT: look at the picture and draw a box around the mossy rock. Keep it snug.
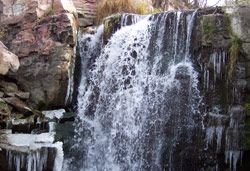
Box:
[103,13,122,45]
[37,100,59,111]
[14,113,25,119]
[0,101,10,116]
[245,61,250,78]
[201,15,215,45]
[201,14,231,48]
[246,103,250,117]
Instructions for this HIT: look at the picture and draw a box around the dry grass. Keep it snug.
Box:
[96,0,160,24]
[96,0,136,24]
[136,1,159,15]
[0,26,6,39]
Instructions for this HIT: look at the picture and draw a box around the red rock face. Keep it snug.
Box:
[11,13,75,57]
[0,0,102,107]
[0,0,78,107]
[0,0,77,25]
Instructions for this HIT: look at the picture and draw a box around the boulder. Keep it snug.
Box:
[3,97,31,113]
[5,92,15,97]
[15,92,30,100]
[5,91,30,100]
[0,41,20,75]
[0,81,18,93]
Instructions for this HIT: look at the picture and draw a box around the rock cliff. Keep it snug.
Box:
[0,0,80,108]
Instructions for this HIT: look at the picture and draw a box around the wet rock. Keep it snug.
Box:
[103,13,122,45]
[3,97,31,114]
[58,111,75,123]
[0,41,20,75]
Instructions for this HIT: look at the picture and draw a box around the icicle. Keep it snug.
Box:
[207,70,210,89]
[7,150,12,170]
[216,126,223,152]
[206,126,215,147]
[27,153,32,171]
[213,53,217,83]
[225,151,241,171]
[14,154,21,171]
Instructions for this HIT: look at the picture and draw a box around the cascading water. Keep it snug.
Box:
[65,10,205,171]
[64,9,245,171]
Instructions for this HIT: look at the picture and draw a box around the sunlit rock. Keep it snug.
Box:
[0,42,19,75]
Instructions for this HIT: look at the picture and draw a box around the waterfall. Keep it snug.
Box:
[64,9,245,171]
[65,10,207,171]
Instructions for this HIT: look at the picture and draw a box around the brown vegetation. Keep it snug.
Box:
[96,0,158,24]
[96,0,136,24]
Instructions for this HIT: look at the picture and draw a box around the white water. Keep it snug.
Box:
[62,9,247,171]
[66,10,207,171]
